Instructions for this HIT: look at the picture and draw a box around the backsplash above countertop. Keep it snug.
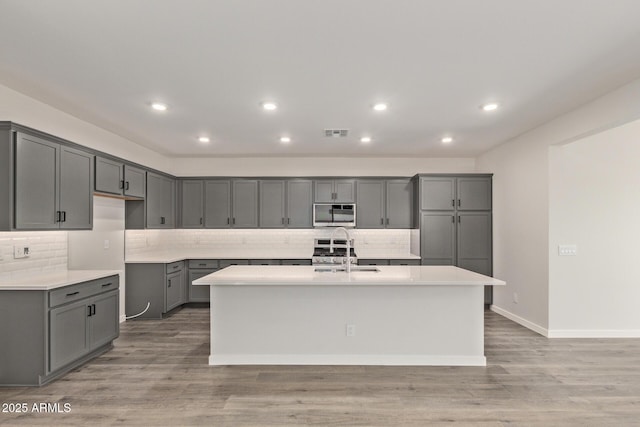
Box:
[0,231,68,279]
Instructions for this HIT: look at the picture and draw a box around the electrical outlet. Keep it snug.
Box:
[558,244,577,256]
[14,246,29,259]
[103,239,110,249]
[346,324,356,337]
[513,292,519,304]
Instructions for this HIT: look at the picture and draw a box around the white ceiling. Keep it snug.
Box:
[1,1,640,158]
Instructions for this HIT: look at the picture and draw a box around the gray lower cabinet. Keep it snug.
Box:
[95,157,145,198]
[0,274,119,386]
[358,259,421,266]
[125,262,185,319]
[188,259,219,302]
[146,172,175,228]
[14,132,94,230]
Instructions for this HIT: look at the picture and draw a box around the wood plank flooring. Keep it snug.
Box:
[2,308,640,426]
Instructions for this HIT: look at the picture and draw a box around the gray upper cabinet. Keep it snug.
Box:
[259,180,286,228]
[59,146,94,229]
[260,179,313,228]
[95,156,145,198]
[204,180,231,228]
[181,180,204,228]
[386,179,413,228]
[420,177,456,210]
[314,179,355,202]
[356,179,413,229]
[232,180,259,228]
[356,180,385,228]
[456,177,491,211]
[146,172,175,228]
[286,180,313,228]
[14,132,93,230]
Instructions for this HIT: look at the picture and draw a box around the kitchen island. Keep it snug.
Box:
[193,265,505,367]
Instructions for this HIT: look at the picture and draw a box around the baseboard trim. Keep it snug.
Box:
[490,305,549,337]
[547,329,640,338]
[208,354,486,367]
[119,314,126,323]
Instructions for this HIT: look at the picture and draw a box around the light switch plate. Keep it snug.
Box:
[558,244,577,256]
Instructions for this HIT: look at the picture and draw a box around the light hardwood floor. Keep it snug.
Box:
[1,308,640,426]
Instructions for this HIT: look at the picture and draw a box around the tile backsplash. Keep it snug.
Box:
[126,229,415,257]
[0,231,68,279]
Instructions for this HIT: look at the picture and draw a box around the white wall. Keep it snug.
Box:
[477,76,640,335]
[548,119,640,336]
[171,157,475,177]
[0,84,171,173]
[68,196,126,322]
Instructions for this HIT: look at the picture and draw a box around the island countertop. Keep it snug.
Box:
[193,265,505,287]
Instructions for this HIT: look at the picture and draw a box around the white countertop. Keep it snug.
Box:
[125,249,420,263]
[0,270,121,291]
[193,265,505,287]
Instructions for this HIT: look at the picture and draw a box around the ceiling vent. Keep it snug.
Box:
[324,129,349,138]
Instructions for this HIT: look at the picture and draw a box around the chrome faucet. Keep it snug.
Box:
[329,227,352,273]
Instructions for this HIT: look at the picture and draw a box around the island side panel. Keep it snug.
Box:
[208,284,485,366]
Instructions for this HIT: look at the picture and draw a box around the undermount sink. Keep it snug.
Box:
[314,267,380,273]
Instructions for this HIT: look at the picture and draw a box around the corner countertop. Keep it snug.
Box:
[125,250,420,264]
[193,265,505,287]
[0,270,121,291]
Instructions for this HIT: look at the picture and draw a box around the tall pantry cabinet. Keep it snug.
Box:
[416,175,493,304]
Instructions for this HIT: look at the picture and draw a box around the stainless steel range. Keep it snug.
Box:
[312,238,357,266]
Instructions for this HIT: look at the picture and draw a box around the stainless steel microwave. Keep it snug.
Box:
[313,203,356,227]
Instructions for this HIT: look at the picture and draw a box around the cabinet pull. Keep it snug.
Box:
[125,181,130,190]
[199,263,206,267]
[92,304,96,316]
[386,218,389,226]
[200,217,203,225]
[172,265,179,269]
[161,216,165,224]
[451,216,455,223]
[56,211,61,223]
[87,306,93,317]
[287,218,290,225]
[282,218,285,224]
[101,282,112,288]
[227,218,230,225]
[233,218,236,225]
[457,199,461,207]
[119,180,124,189]
[458,215,461,223]
[66,291,79,297]
[62,211,67,222]
[452,199,455,207]
[380,218,384,225]
[168,280,171,288]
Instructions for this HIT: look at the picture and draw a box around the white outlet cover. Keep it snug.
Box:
[558,244,577,256]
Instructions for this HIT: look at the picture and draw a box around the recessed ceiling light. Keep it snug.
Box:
[481,102,499,112]
[441,136,453,144]
[198,136,210,143]
[262,101,278,111]
[372,103,388,112]
[151,102,168,111]
[360,136,372,143]
[280,136,291,143]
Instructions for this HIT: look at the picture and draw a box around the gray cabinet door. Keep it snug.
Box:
[189,269,215,302]
[386,179,413,228]
[286,180,313,228]
[204,180,231,228]
[232,180,258,228]
[166,271,182,311]
[146,173,175,228]
[356,180,385,228]
[457,177,491,211]
[420,177,455,211]
[95,156,123,195]
[59,146,93,230]
[314,180,334,202]
[49,299,89,372]
[181,180,204,228]
[123,165,145,198]
[259,180,285,228]
[335,180,355,202]
[456,212,492,276]
[420,212,455,265]
[14,133,60,229]
[88,290,119,349]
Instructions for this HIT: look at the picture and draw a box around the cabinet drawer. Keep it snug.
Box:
[389,259,421,266]
[249,259,281,265]
[281,259,312,266]
[49,275,119,308]
[218,259,249,268]
[166,261,184,273]
[188,259,219,269]
[358,259,390,266]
